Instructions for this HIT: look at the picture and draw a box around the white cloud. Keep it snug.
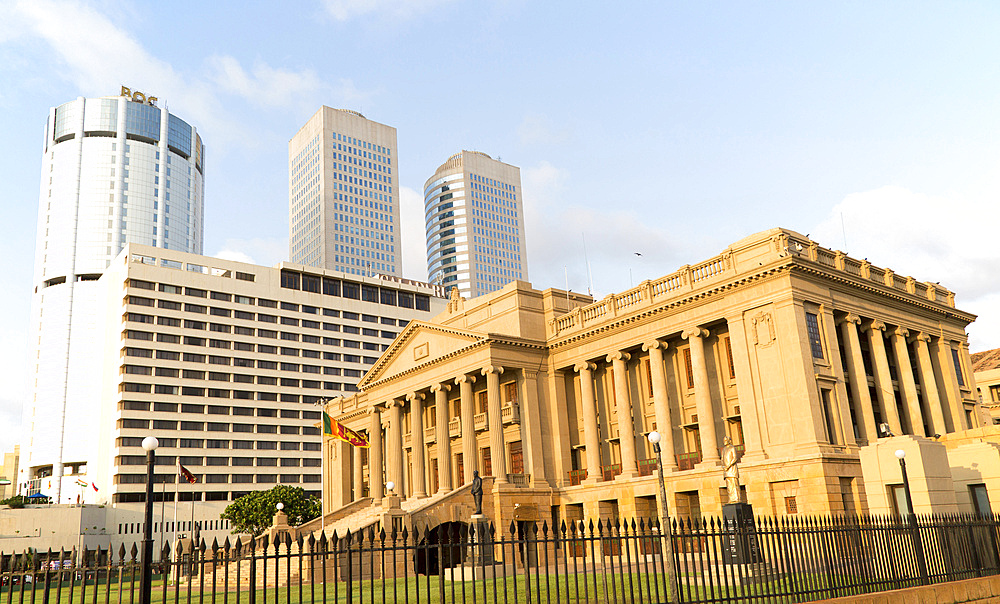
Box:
[323,0,457,21]
[206,56,327,108]
[517,113,571,146]
[7,0,336,147]
[520,160,686,296]
[399,186,428,281]
[812,183,1000,351]
[212,237,288,268]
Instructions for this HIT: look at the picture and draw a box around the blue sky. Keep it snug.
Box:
[2,0,1000,456]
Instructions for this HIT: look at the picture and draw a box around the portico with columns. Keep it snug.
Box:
[319,228,981,535]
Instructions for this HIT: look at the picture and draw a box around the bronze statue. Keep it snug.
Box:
[471,470,483,515]
[722,436,741,504]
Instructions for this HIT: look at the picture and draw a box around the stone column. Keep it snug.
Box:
[483,366,508,484]
[931,337,965,432]
[431,383,453,493]
[642,341,677,470]
[575,361,602,481]
[352,443,364,501]
[912,333,946,436]
[889,327,925,436]
[862,320,902,436]
[519,369,548,486]
[724,313,766,459]
[822,309,856,447]
[683,327,720,464]
[407,393,427,498]
[607,351,638,477]
[456,375,477,484]
[387,400,404,495]
[369,407,384,503]
[837,314,878,443]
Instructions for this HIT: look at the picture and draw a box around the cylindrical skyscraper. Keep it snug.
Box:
[424,151,526,299]
[23,90,205,503]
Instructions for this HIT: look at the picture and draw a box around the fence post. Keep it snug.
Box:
[910,514,930,585]
[248,537,257,604]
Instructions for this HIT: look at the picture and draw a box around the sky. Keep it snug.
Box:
[2,0,1000,458]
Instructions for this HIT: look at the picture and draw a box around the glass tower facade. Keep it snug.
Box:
[289,107,399,276]
[22,94,205,502]
[424,151,527,298]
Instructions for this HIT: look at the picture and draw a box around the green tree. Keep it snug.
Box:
[220,485,321,536]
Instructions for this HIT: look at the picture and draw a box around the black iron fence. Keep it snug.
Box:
[2,513,999,603]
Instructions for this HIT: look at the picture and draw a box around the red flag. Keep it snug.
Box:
[323,412,369,448]
[178,461,197,484]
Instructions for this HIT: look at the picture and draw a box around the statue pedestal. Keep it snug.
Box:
[445,514,499,581]
[722,503,761,564]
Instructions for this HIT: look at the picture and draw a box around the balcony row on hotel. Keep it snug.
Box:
[321,228,981,521]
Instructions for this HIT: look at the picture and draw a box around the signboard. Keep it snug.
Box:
[120,86,158,106]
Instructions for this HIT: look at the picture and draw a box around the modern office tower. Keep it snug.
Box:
[289,107,399,275]
[423,151,527,298]
[21,244,444,508]
[22,91,205,503]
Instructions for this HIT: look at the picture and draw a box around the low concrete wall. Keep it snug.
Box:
[820,575,1000,604]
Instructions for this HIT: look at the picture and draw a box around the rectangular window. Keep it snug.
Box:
[952,348,966,387]
[684,348,694,389]
[806,312,824,359]
[724,336,736,379]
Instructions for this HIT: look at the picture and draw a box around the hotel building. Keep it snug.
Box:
[424,151,526,298]
[318,228,981,540]
[23,90,204,503]
[289,107,399,275]
[76,244,445,507]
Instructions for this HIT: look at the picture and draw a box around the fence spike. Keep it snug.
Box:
[130,542,139,561]
[489,522,497,538]
[322,530,331,547]
[401,525,409,543]
[541,521,549,537]
[261,533,269,550]
[510,521,517,536]
[199,538,207,552]
[224,536,232,550]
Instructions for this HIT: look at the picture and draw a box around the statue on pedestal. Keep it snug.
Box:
[722,436,741,504]
[471,470,483,515]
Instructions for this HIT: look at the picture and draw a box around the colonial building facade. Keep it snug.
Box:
[321,228,979,532]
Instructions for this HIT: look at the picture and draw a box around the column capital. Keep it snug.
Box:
[406,392,426,402]
[642,340,668,352]
[573,361,596,373]
[482,366,504,377]
[891,326,910,339]
[911,332,932,344]
[389,399,405,408]
[454,374,476,386]
[681,327,710,340]
[522,368,539,380]
[862,319,886,333]
[606,351,631,363]
[837,313,861,326]
[429,383,452,394]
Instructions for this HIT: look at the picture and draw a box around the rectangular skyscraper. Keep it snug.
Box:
[289,107,399,275]
[424,151,527,298]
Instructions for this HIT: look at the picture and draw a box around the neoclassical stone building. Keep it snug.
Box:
[320,228,979,533]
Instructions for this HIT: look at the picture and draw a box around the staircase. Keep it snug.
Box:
[296,483,482,540]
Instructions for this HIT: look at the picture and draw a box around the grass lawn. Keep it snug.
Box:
[1,570,677,604]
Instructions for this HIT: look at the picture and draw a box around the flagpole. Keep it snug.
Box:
[173,462,179,550]
[159,479,166,554]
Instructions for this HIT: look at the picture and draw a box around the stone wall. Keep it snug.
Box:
[820,575,1000,604]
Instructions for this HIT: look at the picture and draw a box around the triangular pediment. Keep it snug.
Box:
[359,321,488,388]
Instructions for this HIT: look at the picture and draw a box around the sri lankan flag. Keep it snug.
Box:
[323,412,369,448]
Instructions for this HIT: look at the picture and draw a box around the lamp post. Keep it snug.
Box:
[895,449,929,584]
[647,431,678,604]
[139,436,158,604]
